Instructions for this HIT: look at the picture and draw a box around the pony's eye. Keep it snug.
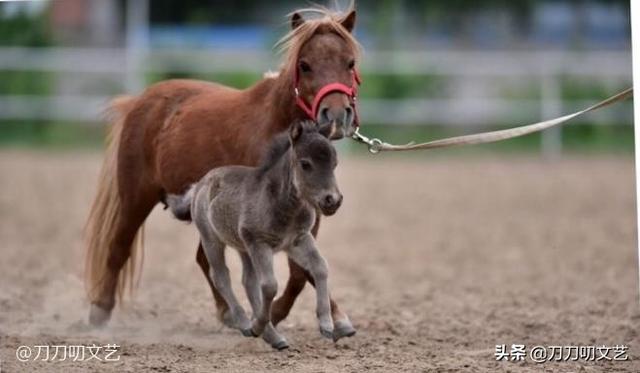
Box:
[299,61,312,73]
[300,159,313,171]
[347,60,355,70]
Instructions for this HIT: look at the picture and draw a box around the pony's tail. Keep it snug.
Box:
[167,185,195,222]
[84,95,142,305]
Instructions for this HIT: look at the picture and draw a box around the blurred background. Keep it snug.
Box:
[0,0,633,154]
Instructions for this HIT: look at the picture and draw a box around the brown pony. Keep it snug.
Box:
[84,6,360,340]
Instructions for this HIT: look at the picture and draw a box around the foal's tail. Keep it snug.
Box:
[167,185,196,222]
[84,95,142,304]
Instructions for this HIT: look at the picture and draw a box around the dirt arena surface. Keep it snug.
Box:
[0,150,638,372]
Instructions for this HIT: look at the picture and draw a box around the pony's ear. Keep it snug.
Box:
[291,12,305,30]
[341,10,356,32]
[289,121,304,142]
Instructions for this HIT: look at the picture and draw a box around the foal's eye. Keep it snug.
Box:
[347,60,355,70]
[299,61,312,73]
[300,159,313,171]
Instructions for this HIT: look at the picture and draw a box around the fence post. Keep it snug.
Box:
[125,0,149,94]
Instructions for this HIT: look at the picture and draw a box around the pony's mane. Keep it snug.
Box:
[276,4,361,72]
[256,121,319,176]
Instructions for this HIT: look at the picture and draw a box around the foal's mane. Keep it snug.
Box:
[256,121,319,176]
[275,4,361,72]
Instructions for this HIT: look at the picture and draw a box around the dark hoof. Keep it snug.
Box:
[320,327,334,340]
[88,304,111,327]
[333,320,356,342]
[272,340,290,351]
[241,328,259,338]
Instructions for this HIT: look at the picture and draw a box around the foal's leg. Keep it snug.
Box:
[245,246,277,336]
[286,233,333,339]
[271,216,356,340]
[196,243,233,328]
[240,252,288,350]
[270,258,306,324]
[196,223,253,336]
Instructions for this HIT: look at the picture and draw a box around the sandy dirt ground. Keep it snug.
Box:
[0,150,639,372]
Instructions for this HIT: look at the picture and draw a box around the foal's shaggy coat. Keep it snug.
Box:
[168,121,342,349]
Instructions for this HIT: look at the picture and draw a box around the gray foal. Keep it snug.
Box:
[168,120,343,350]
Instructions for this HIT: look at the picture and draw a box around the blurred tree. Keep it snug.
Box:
[0,3,51,46]
[149,0,295,24]
[0,3,53,143]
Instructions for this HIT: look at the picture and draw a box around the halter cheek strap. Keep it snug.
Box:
[294,67,362,126]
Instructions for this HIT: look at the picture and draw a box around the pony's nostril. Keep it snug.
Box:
[324,194,335,206]
[318,107,330,123]
[344,106,353,124]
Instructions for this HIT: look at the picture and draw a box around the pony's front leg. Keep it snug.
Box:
[287,233,333,339]
[245,244,278,337]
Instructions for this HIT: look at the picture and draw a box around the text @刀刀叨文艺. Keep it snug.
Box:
[495,344,629,363]
[15,344,121,363]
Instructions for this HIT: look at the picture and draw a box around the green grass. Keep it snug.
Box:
[0,120,632,154]
[0,121,105,149]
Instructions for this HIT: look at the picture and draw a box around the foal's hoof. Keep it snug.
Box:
[272,340,290,351]
[319,326,334,340]
[218,309,236,329]
[241,328,259,338]
[262,324,288,350]
[88,304,111,327]
[333,319,356,342]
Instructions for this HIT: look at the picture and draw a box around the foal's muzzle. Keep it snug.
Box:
[319,192,343,216]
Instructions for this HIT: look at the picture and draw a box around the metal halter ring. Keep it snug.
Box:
[368,138,382,154]
[352,128,383,154]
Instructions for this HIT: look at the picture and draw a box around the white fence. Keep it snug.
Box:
[0,46,633,154]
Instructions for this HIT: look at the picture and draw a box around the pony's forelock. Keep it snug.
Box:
[275,3,361,72]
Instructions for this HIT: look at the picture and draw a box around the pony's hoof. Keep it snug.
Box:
[218,309,235,329]
[241,328,259,338]
[272,340,289,351]
[319,327,334,340]
[333,319,356,342]
[88,304,111,327]
[262,324,288,350]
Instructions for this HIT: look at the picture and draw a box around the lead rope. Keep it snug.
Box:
[352,87,633,154]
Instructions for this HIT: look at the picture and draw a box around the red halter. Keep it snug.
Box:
[293,66,362,126]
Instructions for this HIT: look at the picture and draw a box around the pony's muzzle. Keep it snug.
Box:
[317,103,355,139]
[319,192,343,216]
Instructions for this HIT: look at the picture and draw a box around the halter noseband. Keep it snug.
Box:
[293,66,362,126]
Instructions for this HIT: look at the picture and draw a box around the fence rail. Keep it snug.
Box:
[0,46,632,153]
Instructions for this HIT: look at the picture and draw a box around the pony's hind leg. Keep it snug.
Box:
[196,222,252,336]
[270,257,306,325]
[196,243,233,328]
[88,195,156,326]
[240,252,288,350]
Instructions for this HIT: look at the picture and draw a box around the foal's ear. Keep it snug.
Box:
[289,121,304,142]
[291,12,305,30]
[341,10,356,33]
